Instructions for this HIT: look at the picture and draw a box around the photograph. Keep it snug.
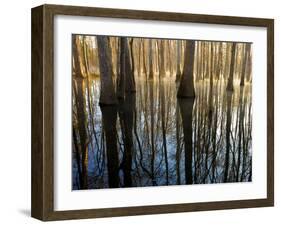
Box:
[72,35,253,190]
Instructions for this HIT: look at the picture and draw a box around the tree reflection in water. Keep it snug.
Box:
[72,77,252,189]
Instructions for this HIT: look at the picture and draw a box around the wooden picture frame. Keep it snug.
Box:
[31,4,274,221]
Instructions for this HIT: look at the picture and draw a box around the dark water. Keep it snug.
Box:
[72,77,252,190]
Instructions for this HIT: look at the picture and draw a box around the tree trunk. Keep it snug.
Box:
[142,39,147,79]
[240,44,250,86]
[246,46,252,83]
[226,43,237,92]
[175,40,181,82]
[177,41,196,98]
[148,39,154,80]
[159,40,165,78]
[96,36,117,105]
[72,35,85,78]
[117,38,126,99]
[127,38,136,92]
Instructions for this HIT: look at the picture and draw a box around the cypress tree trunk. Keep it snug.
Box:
[117,38,126,99]
[175,40,181,82]
[148,39,154,80]
[240,44,250,86]
[226,43,237,92]
[177,41,196,98]
[72,35,84,78]
[160,40,166,78]
[96,36,117,105]
[127,38,136,93]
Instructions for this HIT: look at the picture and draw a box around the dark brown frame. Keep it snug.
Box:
[31,4,274,221]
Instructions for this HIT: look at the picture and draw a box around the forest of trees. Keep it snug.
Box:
[72,35,252,189]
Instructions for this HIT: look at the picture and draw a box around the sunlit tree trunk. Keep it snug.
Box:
[177,41,196,98]
[142,39,147,79]
[200,42,205,80]
[168,40,173,77]
[127,38,136,92]
[226,43,237,92]
[72,35,85,78]
[96,36,117,105]
[148,39,154,80]
[82,37,90,76]
[156,41,161,78]
[195,42,200,82]
[240,44,250,86]
[246,47,252,83]
[138,40,142,76]
[208,43,214,118]
[159,40,165,78]
[117,38,126,99]
[224,43,231,81]
[175,40,181,82]
[217,42,223,80]
[116,38,121,78]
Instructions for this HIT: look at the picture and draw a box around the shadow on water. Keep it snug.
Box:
[72,77,252,189]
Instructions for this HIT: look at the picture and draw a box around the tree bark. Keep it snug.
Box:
[175,40,182,82]
[127,38,136,92]
[96,36,117,105]
[240,44,250,86]
[159,40,165,78]
[226,43,237,92]
[148,39,154,80]
[117,38,126,99]
[72,35,85,78]
[177,41,196,98]
[142,39,147,79]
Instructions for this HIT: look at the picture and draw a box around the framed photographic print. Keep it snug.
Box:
[31,4,274,221]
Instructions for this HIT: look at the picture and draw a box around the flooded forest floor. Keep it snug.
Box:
[72,77,252,190]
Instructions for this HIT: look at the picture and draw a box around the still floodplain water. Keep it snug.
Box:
[72,77,252,190]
